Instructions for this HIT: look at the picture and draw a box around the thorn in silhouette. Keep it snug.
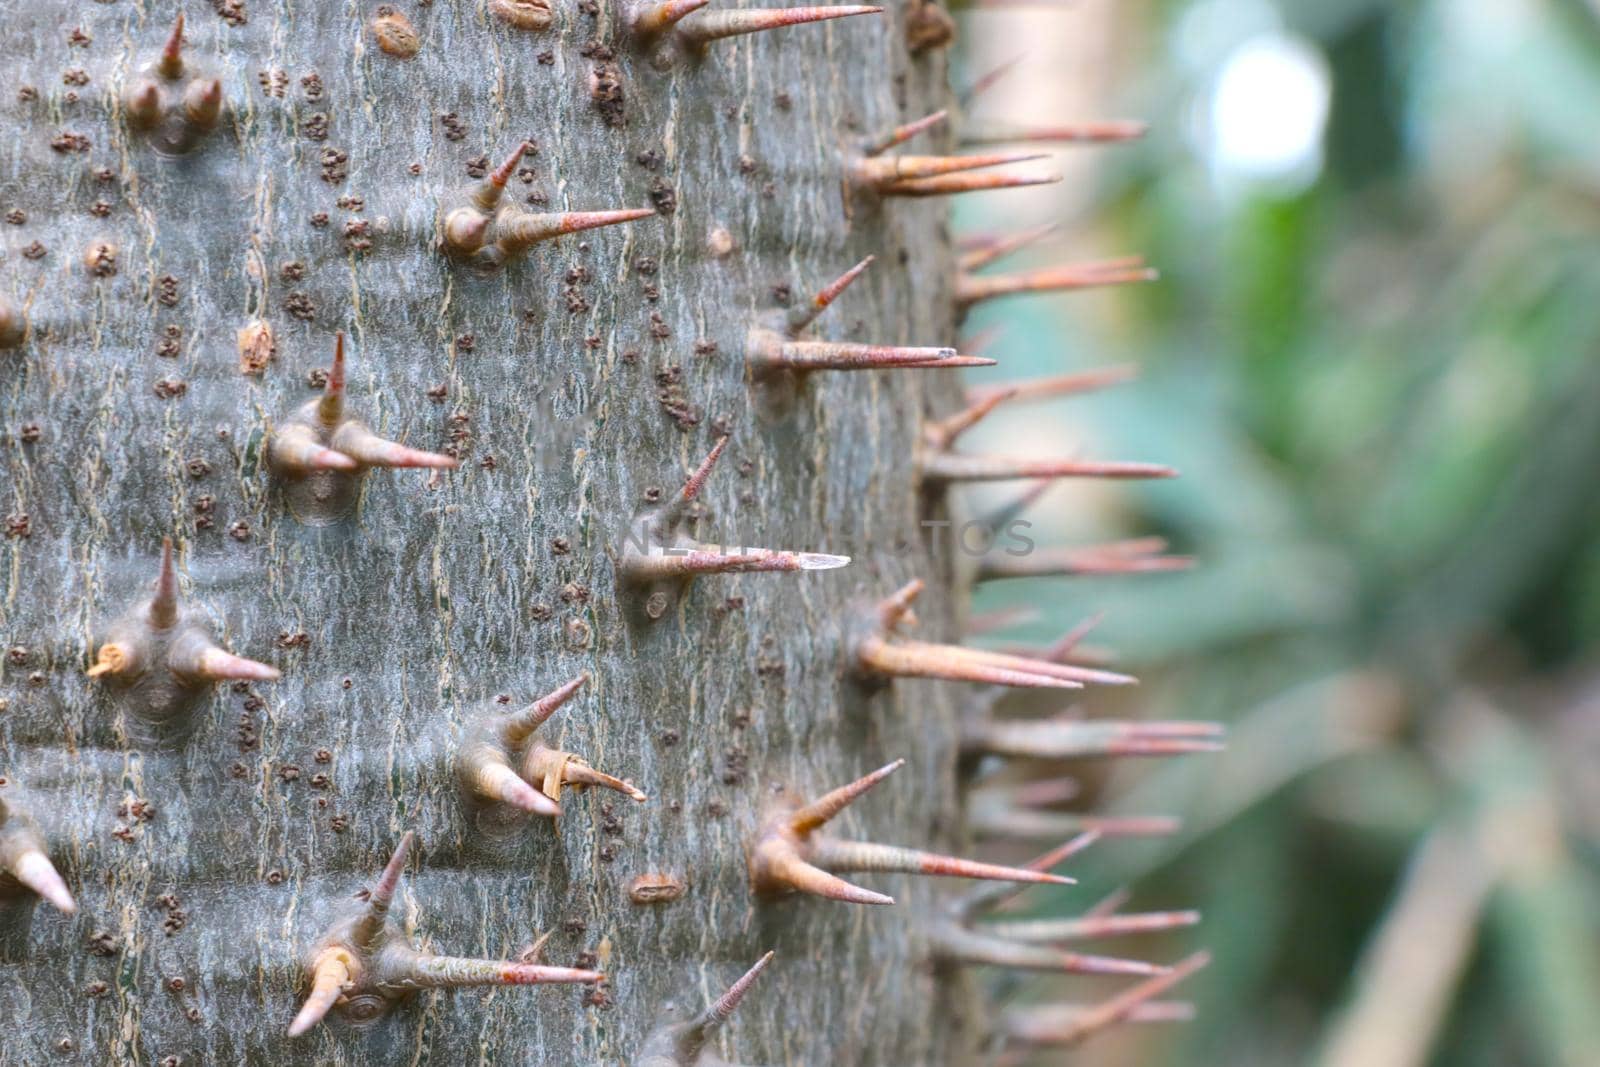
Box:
[968,803,1182,843]
[854,581,1119,690]
[876,170,1061,198]
[637,952,775,1065]
[965,364,1139,406]
[749,760,1066,907]
[458,674,646,818]
[999,952,1210,1047]
[268,334,456,523]
[963,119,1149,146]
[963,718,1226,760]
[676,5,882,47]
[958,222,1062,272]
[0,797,77,914]
[862,109,948,156]
[956,832,1100,918]
[88,537,280,722]
[978,537,1195,581]
[920,452,1177,484]
[957,258,1156,308]
[289,830,604,1036]
[985,909,1201,943]
[788,255,874,334]
[854,151,1047,189]
[923,388,1017,450]
[973,480,1055,535]
[959,51,1025,105]
[621,437,848,603]
[929,922,1169,977]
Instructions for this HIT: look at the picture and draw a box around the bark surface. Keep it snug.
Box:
[1,2,974,1064]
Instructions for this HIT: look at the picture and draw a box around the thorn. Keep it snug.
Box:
[757,340,960,371]
[498,208,655,252]
[10,849,77,914]
[0,297,23,349]
[963,119,1149,146]
[1003,1000,1195,1046]
[986,910,1202,943]
[677,5,882,46]
[176,642,283,683]
[876,170,1061,198]
[317,332,347,428]
[790,759,904,833]
[856,634,1081,689]
[924,388,1017,449]
[472,141,534,211]
[269,426,361,474]
[957,260,1157,307]
[964,719,1226,760]
[392,956,604,988]
[966,364,1140,406]
[443,209,491,256]
[932,926,1170,976]
[903,640,1135,686]
[150,536,179,629]
[692,951,775,1036]
[626,546,851,582]
[329,423,460,470]
[891,355,998,369]
[125,79,163,127]
[288,948,353,1037]
[632,0,712,37]
[557,758,649,802]
[959,222,1062,272]
[810,839,1075,886]
[159,13,186,78]
[500,674,590,746]
[1002,952,1211,1046]
[788,255,874,334]
[958,832,1100,916]
[467,754,563,816]
[1040,612,1107,663]
[856,151,1047,187]
[355,831,414,948]
[862,109,949,156]
[978,539,1195,581]
[873,579,924,629]
[660,434,729,531]
[749,762,910,906]
[921,452,1178,483]
[183,77,223,129]
[85,644,131,678]
[963,606,1043,636]
[753,849,894,905]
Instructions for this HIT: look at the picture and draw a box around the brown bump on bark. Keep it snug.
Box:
[371,7,421,57]
[628,873,686,904]
[237,320,275,375]
[490,0,554,30]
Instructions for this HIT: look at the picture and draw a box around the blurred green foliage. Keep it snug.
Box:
[952,1,1600,1063]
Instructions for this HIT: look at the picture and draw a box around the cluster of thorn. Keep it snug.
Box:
[0,5,1220,1062]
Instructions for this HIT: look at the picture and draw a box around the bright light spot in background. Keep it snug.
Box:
[1203,33,1332,194]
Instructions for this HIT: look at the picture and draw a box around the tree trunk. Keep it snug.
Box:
[0,2,997,1063]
